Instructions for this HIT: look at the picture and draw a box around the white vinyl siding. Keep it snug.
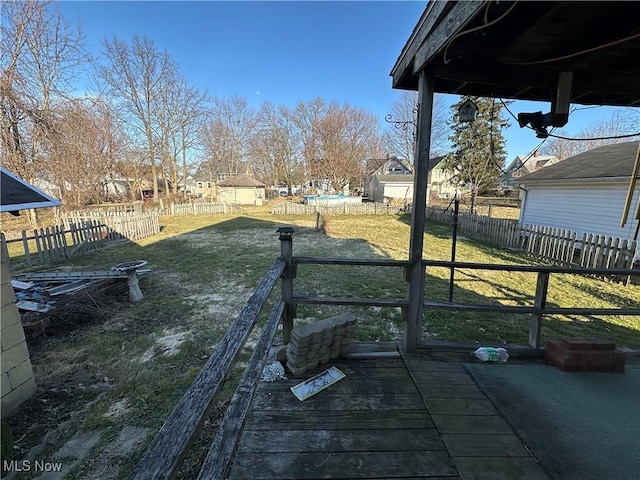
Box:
[520,183,640,241]
[382,183,413,202]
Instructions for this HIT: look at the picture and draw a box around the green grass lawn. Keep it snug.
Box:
[3,208,639,479]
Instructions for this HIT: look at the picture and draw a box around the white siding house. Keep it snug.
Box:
[364,156,447,204]
[518,141,640,241]
[370,175,414,204]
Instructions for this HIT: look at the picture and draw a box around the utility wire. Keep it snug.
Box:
[546,131,640,141]
[499,98,640,143]
[511,31,640,65]
[443,1,519,64]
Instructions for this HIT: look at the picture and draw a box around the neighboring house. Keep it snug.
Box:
[501,151,559,190]
[429,159,459,199]
[192,177,216,200]
[363,156,412,198]
[1,167,61,417]
[518,141,640,241]
[369,174,414,204]
[192,164,239,200]
[102,176,129,199]
[217,174,266,206]
[365,155,447,204]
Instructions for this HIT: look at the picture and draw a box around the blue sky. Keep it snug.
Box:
[60,0,633,163]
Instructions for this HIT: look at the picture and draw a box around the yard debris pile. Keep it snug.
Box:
[11,265,152,341]
[14,276,136,343]
[12,277,103,313]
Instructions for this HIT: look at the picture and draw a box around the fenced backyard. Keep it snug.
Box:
[271,201,404,215]
[3,211,639,480]
[424,206,638,275]
[1,212,160,270]
[167,202,246,216]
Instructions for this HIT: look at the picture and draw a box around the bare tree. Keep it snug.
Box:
[46,97,125,205]
[96,35,177,200]
[384,90,449,168]
[201,95,256,178]
[292,98,324,188]
[542,109,640,159]
[295,99,382,193]
[174,81,208,199]
[250,102,303,192]
[1,0,88,184]
[154,70,207,198]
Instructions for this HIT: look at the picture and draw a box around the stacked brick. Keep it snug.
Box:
[544,337,626,373]
[286,313,357,376]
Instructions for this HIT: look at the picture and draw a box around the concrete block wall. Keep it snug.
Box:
[1,248,36,418]
[286,313,357,376]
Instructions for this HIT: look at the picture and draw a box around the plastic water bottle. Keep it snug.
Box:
[474,347,509,362]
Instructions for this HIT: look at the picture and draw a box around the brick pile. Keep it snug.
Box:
[286,313,357,375]
[544,337,625,373]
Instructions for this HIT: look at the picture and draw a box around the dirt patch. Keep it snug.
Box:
[137,329,192,362]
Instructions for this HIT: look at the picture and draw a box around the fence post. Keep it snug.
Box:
[530,271,549,349]
[278,226,295,344]
[21,230,31,267]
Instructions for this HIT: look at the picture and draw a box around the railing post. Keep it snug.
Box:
[530,271,549,349]
[277,226,295,344]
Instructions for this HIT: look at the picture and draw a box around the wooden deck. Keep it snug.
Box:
[227,354,550,479]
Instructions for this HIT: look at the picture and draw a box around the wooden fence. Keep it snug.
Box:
[271,201,403,215]
[2,213,160,270]
[425,207,638,274]
[168,202,245,216]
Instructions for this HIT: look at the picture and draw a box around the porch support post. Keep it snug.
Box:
[278,226,295,345]
[404,70,435,353]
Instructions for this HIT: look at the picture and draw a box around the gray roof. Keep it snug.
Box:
[1,167,61,212]
[518,141,639,184]
[218,174,265,188]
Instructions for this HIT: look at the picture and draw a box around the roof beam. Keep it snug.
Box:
[412,1,487,76]
[391,0,452,87]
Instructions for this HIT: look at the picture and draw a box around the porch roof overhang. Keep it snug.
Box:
[391,1,640,107]
[392,1,640,354]
[0,167,61,213]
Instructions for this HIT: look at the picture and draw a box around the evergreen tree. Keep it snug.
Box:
[444,96,509,213]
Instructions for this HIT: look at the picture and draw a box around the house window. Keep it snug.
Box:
[197,182,203,188]
[207,182,211,189]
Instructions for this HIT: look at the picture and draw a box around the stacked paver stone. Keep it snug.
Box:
[286,313,357,375]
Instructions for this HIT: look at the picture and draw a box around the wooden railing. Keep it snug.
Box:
[291,256,639,350]
[129,227,639,477]
[130,256,286,480]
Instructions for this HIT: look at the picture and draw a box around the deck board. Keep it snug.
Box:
[244,410,435,430]
[228,451,458,479]
[226,354,550,479]
[237,429,444,453]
